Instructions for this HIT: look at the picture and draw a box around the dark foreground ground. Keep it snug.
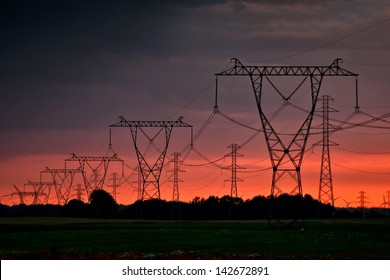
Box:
[0,217,389,259]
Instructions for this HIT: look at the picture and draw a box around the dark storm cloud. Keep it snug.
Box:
[1,0,389,134]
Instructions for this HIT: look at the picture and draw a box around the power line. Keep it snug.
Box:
[252,17,390,63]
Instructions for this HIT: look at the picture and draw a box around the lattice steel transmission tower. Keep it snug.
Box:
[40,167,83,205]
[357,190,369,219]
[169,152,184,202]
[23,181,53,204]
[315,95,338,207]
[110,116,192,201]
[75,183,83,201]
[108,172,120,201]
[65,153,124,199]
[169,152,184,219]
[216,58,358,201]
[12,185,36,205]
[224,144,244,198]
[357,191,369,208]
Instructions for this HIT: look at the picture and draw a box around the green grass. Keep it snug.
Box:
[0,217,389,259]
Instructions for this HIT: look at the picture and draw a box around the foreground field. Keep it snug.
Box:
[0,217,389,259]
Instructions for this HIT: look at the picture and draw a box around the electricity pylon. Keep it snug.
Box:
[12,184,36,205]
[40,167,83,205]
[314,95,338,207]
[23,181,53,204]
[108,172,120,201]
[75,183,83,201]
[224,144,244,198]
[65,153,124,199]
[169,152,184,219]
[357,191,369,219]
[357,191,369,208]
[169,152,184,202]
[224,143,244,219]
[110,116,192,201]
[216,58,358,223]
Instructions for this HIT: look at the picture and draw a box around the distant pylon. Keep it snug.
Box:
[23,181,53,205]
[357,190,369,219]
[75,183,83,201]
[110,116,192,201]
[65,153,124,199]
[40,167,83,205]
[170,152,184,202]
[316,95,338,207]
[357,191,369,208]
[108,172,120,201]
[224,144,244,198]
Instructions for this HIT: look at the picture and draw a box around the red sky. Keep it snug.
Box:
[1,1,390,208]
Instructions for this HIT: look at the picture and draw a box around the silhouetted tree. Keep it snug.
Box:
[59,199,88,218]
[89,189,117,219]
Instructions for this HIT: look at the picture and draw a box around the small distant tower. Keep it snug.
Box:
[108,172,120,201]
[170,152,184,202]
[75,183,83,201]
[357,191,369,219]
[224,143,244,219]
[224,144,244,198]
[169,152,184,219]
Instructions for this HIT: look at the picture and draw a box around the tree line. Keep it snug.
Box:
[1,189,389,219]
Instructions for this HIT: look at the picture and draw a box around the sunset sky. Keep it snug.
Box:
[1,0,390,208]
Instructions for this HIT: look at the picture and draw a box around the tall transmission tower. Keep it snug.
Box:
[216,58,358,222]
[65,153,124,199]
[224,144,244,198]
[40,167,83,205]
[110,116,192,201]
[315,95,338,207]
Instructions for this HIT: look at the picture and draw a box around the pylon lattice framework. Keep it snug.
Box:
[224,143,244,198]
[40,167,83,204]
[216,58,358,199]
[169,152,184,202]
[315,95,338,207]
[11,184,40,205]
[65,153,124,199]
[357,191,369,208]
[23,181,54,205]
[110,116,192,201]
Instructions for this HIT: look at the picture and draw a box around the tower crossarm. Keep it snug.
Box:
[41,167,83,174]
[216,58,358,77]
[110,116,193,128]
[24,181,54,187]
[65,153,123,162]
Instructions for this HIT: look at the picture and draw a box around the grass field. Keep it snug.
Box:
[0,217,389,259]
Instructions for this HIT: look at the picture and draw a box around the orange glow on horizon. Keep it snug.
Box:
[1,149,389,209]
